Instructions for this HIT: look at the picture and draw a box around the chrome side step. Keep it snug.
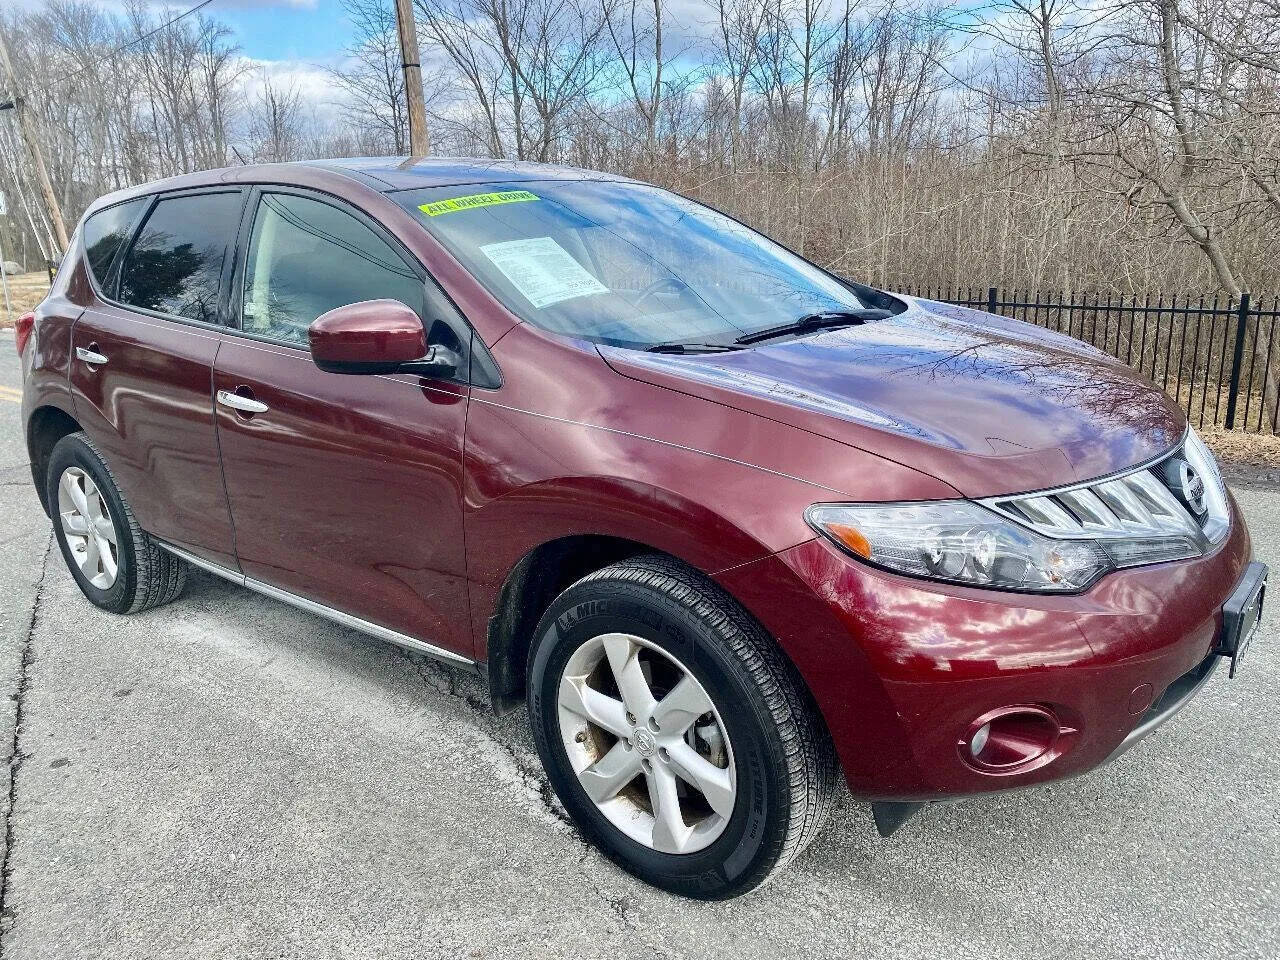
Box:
[157,541,477,668]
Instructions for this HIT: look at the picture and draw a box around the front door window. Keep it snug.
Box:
[241,193,426,347]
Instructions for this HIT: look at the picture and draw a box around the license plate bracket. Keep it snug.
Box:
[1219,561,1267,679]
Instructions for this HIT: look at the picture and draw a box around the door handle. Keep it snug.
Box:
[76,345,109,366]
[216,389,269,415]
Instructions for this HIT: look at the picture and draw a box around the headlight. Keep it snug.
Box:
[806,501,1111,593]
[1183,427,1230,543]
[807,430,1228,594]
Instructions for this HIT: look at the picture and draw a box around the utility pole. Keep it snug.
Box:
[0,192,12,322]
[393,0,430,157]
[0,22,69,252]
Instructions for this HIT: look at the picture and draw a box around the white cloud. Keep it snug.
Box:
[242,56,336,96]
[237,56,352,126]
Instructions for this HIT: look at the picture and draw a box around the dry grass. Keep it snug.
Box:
[1,273,52,325]
[1200,428,1280,467]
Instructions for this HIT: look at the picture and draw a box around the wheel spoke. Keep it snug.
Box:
[652,674,714,737]
[645,763,693,854]
[558,675,631,739]
[602,634,656,717]
[82,479,103,520]
[82,530,101,575]
[62,472,90,517]
[61,512,89,536]
[578,740,643,804]
[96,536,118,581]
[94,516,116,545]
[666,740,736,819]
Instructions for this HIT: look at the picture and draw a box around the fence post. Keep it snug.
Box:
[45,259,55,283]
[987,286,998,315]
[1224,292,1251,430]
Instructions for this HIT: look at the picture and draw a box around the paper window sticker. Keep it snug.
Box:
[479,237,609,309]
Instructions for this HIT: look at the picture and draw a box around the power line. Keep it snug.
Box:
[41,0,217,92]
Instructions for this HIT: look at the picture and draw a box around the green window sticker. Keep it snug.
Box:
[418,190,539,217]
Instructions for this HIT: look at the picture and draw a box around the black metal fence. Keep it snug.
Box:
[898,287,1280,434]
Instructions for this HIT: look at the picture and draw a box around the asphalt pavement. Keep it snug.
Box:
[0,338,1276,959]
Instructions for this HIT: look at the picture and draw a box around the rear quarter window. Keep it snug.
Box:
[81,199,148,292]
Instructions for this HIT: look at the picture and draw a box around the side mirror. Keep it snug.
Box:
[309,300,430,375]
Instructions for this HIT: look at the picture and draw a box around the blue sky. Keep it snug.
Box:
[27,0,996,68]
[6,0,358,65]
[212,0,351,63]
[69,0,720,66]
[21,0,993,116]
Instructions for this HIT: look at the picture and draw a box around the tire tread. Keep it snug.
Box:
[52,432,188,614]
[570,554,838,891]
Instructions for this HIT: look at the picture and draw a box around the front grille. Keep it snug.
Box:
[982,430,1230,554]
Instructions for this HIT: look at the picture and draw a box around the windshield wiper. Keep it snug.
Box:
[644,342,746,354]
[733,308,892,345]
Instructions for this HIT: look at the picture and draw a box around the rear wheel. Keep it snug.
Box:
[47,433,187,614]
[528,555,836,899]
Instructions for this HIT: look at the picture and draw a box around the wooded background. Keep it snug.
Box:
[1,0,1278,297]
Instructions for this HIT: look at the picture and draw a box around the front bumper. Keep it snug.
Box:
[1104,651,1220,764]
[714,494,1256,801]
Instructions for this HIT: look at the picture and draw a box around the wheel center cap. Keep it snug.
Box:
[632,728,656,757]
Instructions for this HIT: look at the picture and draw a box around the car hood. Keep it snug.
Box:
[598,297,1186,498]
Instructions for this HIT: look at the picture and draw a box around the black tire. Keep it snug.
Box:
[46,432,187,614]
[528,554,837,900]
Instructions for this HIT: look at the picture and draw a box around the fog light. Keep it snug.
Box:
[962,706,1063,775]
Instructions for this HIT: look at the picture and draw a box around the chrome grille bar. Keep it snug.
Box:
[981,432,1229,551]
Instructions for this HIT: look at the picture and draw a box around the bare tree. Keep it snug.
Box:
[0,0,1277,301]
[601,0,666,162]
[247,73,305,163]
[330,0,410,153]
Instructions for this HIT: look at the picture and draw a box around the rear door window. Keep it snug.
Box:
[82,199,147,293]
[118,191,244,324]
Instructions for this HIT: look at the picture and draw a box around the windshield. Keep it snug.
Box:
[394,180,867,348]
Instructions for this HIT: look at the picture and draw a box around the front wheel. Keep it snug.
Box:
[528,555,837,899]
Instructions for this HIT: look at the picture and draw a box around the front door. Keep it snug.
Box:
[213,189,474,657]
[70,189,246,567]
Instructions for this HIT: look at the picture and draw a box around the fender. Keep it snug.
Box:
[463,320,955,671]
[22,251,86,513]
[463,467,822,661]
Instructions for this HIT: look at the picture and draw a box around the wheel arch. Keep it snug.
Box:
[483,533,837,772]
[486,534,656,714]
[26,404,83,515]
[469,467,822,710]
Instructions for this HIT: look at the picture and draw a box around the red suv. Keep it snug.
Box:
[18,159,1265,899]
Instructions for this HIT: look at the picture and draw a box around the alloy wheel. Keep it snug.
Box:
[556,632,736,854]
[57,466,119,589]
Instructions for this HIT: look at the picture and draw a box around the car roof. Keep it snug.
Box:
[304,157,638,191]
[83,157,638,217]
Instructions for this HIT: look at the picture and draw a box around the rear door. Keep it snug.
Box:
[69,189,246,567]
[212,188,474,657]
